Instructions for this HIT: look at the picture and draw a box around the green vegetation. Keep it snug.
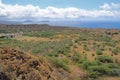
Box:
[94,35,111,42]
[96,49,103,55]
[50,57,71,72]
[0,38,72,55]
[0,25,120,80]
[0,30,8,33]
[112,47,120,55]
[83,56,120,78]
[24,31,56,38]
[84,44,90,51]
[96,56,113,63]
[80,56,120,78]
[72,50,120,78]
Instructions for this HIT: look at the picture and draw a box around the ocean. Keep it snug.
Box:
[36,21,120,29]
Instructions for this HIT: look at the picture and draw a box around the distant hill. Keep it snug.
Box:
[0,20,50,25]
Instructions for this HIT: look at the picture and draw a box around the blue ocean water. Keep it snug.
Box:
[37,21,120,29]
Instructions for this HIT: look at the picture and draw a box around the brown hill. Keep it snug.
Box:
[0,47,72,80]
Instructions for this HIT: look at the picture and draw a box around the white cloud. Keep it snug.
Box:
[100,3,111,10]
[111,3,120,9]
[100,3,120,10]
[0,0,120,21]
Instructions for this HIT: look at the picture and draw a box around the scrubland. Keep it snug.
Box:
[0,24,120,80]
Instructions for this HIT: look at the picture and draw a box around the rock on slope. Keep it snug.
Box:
[0,47,71,80]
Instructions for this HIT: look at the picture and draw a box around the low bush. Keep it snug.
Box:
[89,71,100,78]
[88,63,120,77]
[112,47,120,55]
[81,60,91,69]
[84,46,89,51]
[96,50,103,55]
[96,56,113,63]
[72,51,83,63]
[78,55,120,78]
[24,31,56,38]
[50,57,71,72]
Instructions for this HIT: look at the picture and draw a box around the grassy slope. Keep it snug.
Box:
[0,24,120,80]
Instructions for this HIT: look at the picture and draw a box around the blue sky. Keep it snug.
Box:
[2,0,120,9]
[0,0,120,21]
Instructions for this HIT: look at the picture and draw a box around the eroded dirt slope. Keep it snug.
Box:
[0,47,72,80]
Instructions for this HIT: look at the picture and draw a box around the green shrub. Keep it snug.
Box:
[47,51,58,57]
[24,31,56,38]
[88,63,120,76]
[40,31,56,38]
[94,35,111,42]
[0,30,8,33]
[83,44,90,51]
[66,39,73,46]
[90,61,101,66]
[89,71,100,78]
[81,60,91,69]
[57,48,69,55]
[51,58,71,72]
[73,45,77,48]
[96,56,113,63]
[79,56,120,78]
[96,50,103,55]
[112,48,120,55]
[72,51,82,63]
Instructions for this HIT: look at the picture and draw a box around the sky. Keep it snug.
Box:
[0,0,120,21]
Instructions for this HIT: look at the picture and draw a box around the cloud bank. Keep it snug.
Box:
[100,3,120,10]
[0,0,120,21]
